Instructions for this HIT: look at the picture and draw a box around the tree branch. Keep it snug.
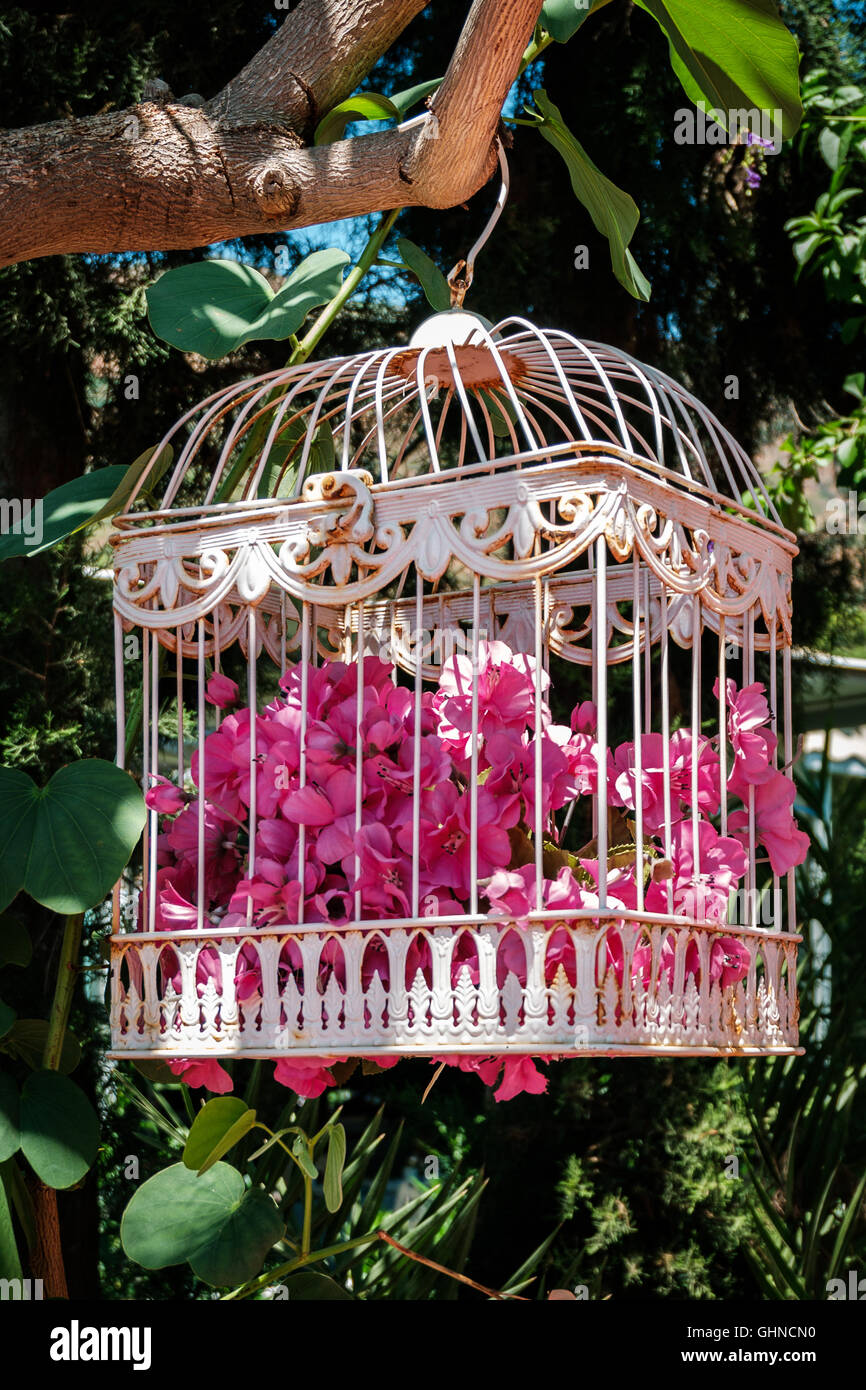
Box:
[0,0,544,267]
[214,0,431,133]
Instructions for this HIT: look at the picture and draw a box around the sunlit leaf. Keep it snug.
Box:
[528,90,651,301]
[147,250,350,359]
[314,93,399,145]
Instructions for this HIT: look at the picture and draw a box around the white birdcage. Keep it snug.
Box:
[108,164,806,1092]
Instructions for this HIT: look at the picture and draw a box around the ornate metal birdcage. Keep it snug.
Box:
[108,168,806,1096]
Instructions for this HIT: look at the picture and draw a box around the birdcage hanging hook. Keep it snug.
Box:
[446,136,510,307]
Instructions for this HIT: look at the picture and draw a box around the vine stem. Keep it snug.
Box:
[30,910,85,1300]
[221,1229,530,1302]
[213,206,403,504]
[293,207,403,364]
[220,1230,381,1301]
[301,1144,315,1256]
[43,913,84,1071]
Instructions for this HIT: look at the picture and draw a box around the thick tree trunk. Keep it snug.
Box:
[27,1178,69,1300]
[0,0,544,267]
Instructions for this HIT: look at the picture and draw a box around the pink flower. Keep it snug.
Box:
[485,730,573,820]
[145,775,188,815]
[273,1056,345,1098]
[167,1058,233,1093]
[646,819,747,922]
[205,671,240,710]
[611,731,721,833]
[190,708,253,820]
[434,640,547,755]
[728,770,810,875]
[436,1055,503,1086]
[349,823,411,916]
[570,701,597,735]
[404,784,518,899]
[714,677,777,785]
[709,935,751,988]
[493,1055,548,1102]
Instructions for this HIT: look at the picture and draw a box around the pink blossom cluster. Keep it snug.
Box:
[143,644,808,1102]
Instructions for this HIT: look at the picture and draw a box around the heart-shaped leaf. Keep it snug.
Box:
[0,1073,20,1162]
[121,1162,284,1287]
[281,1271,354,1300]
[529,90,651,301]
[0,760,146,915]
[635,0,802,139]
[397,238,451,312]
[190,1185,284,1287]
[314,93,399,145]
[19,1071,99,1189]
[1,1021,81,1074]
[147,249,350,359]
[541,0,611,43]
[184,1097,258,1175]
[0,918,31,969]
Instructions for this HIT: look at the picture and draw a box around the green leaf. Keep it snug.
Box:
[0,759,146,915]
[843,372,865,401]
[0,1171,22,1281]
[18,1071,99,1189]
[0,467,129,562]
[0,917,31,969]
[529,91,651,301]
[86,444,175,525]
[1,1021,80,1074]
[281,1271,354,1300]
[479,389,518,439]
[396,237,451,312]
[121,1162,284,1287]
[292,1135,318,1181]
[389,79,442,118]
[256,418,336,500]
[323,1122,347,1213]
[819,126,842,170]
[635,0,802,139]
[1,1157,35,1252]
[147,250,350,359]
[191,1185,285,1287]
[541,0,610,43]
[0,1002,14,1041]
[0,1074,20,1163]
[183,1097,258,1175]
[314,93,399,145]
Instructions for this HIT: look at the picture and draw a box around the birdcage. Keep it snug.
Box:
[108,166,806,1092]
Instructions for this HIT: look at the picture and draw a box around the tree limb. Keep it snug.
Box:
[0,0,544,267]
[213,0,431,133]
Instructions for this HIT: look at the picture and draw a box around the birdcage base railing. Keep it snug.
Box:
[108,917,801,1060]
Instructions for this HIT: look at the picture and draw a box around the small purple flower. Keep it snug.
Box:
[745,132,774,149]
[746,167,762,190]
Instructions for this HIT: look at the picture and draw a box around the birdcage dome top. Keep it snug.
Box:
[120,313,791,539]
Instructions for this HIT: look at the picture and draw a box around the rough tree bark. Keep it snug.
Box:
[0,0,544,267]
